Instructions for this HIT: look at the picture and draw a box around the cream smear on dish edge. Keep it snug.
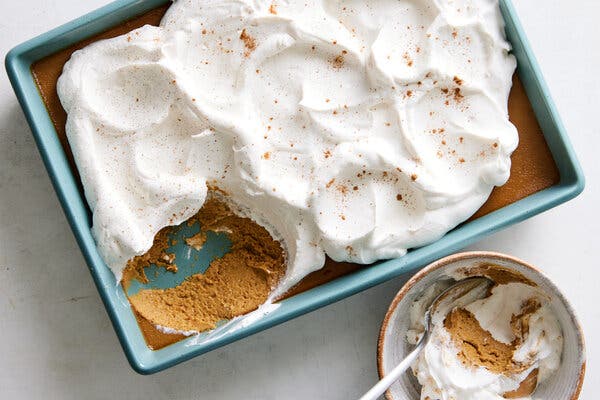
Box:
[57,0,518,324]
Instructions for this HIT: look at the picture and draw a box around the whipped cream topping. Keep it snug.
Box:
[407,279,563,400]
[58,0,517,295]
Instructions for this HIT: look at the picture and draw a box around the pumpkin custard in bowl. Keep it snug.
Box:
[378,253,585,400]
[406,265,562,399]
[31,0,560,348]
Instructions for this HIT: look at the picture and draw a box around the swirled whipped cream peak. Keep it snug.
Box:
[407,268,563,400]
[58,0,518,293]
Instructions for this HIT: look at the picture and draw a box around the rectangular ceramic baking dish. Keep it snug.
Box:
[5,0,584,374]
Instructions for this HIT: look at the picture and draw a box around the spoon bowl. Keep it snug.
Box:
[377,252,585,400]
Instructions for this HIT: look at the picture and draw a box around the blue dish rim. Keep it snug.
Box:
[5,0,585,374]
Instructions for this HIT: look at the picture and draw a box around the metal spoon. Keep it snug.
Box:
[359,277,492,400]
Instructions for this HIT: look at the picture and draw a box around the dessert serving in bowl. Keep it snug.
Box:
[6,0,584,373]
[378,252,585,400]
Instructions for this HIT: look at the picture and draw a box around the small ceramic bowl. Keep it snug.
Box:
[378,251,586,400]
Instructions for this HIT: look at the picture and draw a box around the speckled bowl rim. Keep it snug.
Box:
[377,251,586,400]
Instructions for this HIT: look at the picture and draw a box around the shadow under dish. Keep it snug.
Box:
[30,5,559,350]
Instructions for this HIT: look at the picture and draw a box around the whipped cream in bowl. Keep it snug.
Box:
[377,252,585,400]
[58,0,518,336]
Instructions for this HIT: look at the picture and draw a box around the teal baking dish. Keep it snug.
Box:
[5,0,584,374]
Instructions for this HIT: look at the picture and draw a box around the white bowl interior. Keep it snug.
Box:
[380,254,585,400]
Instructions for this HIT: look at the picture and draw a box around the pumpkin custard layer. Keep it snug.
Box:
[444,307,541,398]
[123,198,286,333]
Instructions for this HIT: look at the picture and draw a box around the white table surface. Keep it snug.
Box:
[1,1,598,398]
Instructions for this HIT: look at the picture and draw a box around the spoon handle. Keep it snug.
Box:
[358,339,425,400]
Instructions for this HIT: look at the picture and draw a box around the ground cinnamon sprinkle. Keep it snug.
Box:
[453,87,464,102]
[331,53,345,69]
[403,52,414,67]
[336,184,348,195]
[122,198,286,333]
[240,28,257,57]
